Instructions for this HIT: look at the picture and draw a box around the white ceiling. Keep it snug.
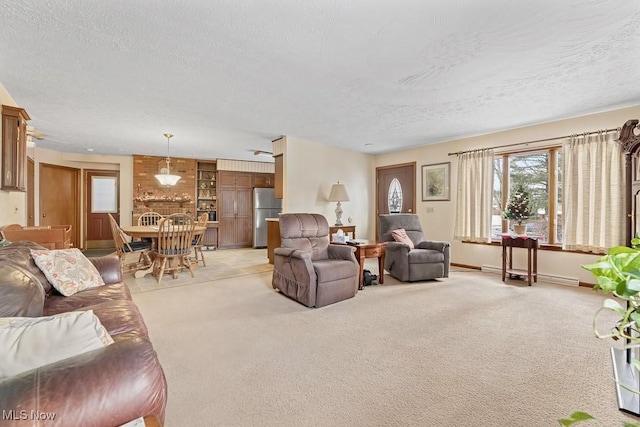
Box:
[1,1,640,162]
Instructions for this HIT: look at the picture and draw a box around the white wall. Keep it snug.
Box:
[375,105,640,285]
[0,83,27,226]
[284,136,375,240]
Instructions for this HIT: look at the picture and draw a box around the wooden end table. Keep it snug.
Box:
[501,235,538,286]
[346,241,386,290]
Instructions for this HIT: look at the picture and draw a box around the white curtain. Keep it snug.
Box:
[454,149,494,243]
[563,132,625,253]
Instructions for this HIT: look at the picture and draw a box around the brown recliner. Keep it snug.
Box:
[272,213,359,308]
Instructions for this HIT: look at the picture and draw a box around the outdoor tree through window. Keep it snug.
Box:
[491,148,562,244]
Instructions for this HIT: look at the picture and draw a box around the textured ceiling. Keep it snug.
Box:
[1,1,640,162]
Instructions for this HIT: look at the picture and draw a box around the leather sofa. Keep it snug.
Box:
[0,241,167,426]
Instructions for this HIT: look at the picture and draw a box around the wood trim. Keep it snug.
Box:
[501,154,509,233]
[497,144,562,157]
[84,169,120,249]
[450,262,481,270]
[375,161,417,171]
[375,162,416,240]
[39,162,81,248]
[27,157,34,226]
[548,148,558,244]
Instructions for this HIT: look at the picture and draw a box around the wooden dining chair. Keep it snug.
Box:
[153,213,196,284]
[136,211,165,243]
[138,211,164,226]
[191,213,208,267]
[107,213,152,273]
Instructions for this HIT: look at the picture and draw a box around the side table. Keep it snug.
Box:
[501,235,538,286]
[329,225,356,242]
[348,241,386,289]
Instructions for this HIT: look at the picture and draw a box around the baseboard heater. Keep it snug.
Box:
[480,265,579,287]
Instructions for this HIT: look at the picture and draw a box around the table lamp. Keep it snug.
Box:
[328,181,350,226]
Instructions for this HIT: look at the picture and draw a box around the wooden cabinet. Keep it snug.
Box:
[202,222,219,249]
[252,173,274,188]
[274,154,283,199]
[219,171,251,188]
[218,171,253,248]
[1,105,29,192]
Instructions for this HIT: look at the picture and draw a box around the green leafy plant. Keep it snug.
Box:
[558,412,595,426]
[561,239,640,426]
[502,184,532,225]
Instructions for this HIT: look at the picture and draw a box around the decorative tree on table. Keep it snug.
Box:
[503,184,532,234]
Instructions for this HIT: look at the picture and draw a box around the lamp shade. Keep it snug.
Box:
[155,132,181,186]
[155,173,181,186]
[328,182,350,202]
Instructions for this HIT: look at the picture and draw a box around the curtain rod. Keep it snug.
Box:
[447,127,620,156]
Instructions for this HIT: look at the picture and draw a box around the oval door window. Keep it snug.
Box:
[388,178,403,213]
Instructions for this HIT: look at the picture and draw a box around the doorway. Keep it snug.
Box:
[39,163,80,248]
[375,162,416,239]
[85,170,119,249]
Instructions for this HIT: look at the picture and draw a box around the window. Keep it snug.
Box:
[491,148,562,244]
[388,178,403,214]
[91,176,118,213]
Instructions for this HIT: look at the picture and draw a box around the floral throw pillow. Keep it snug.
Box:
[391,228,415,249]
[30,248,105,296]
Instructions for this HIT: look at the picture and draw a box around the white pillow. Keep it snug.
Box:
[0,310,114,379]
[30,248,105,296]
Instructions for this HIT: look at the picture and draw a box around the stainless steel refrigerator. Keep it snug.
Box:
[253,188,282,248]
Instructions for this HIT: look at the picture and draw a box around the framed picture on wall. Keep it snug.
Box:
[421,162,450,201]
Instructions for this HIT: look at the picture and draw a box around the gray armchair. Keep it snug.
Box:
[272,213,359,308]
[378,214,450,282]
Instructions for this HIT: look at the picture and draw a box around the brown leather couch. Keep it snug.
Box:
[0,241,167,426]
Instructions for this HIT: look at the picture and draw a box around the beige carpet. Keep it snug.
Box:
[123,248,272,294]
[131,256,636,427]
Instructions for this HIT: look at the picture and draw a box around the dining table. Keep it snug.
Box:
[121,224,206,278]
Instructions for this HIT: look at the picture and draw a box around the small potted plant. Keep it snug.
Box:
[502,184,532,235]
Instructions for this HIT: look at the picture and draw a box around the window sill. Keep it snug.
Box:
[461,239,589,254]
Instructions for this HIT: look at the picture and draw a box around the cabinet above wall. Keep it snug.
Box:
[1,105,30,192]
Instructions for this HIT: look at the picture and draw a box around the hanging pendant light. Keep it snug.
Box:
[155,133,181,186]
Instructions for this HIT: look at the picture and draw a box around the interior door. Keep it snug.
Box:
[39,163,80,248]
[376,162,416,239]
[86,170,119,249]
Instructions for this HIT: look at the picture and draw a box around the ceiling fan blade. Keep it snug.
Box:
[26,126,45,140]
[253,149,273,156]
